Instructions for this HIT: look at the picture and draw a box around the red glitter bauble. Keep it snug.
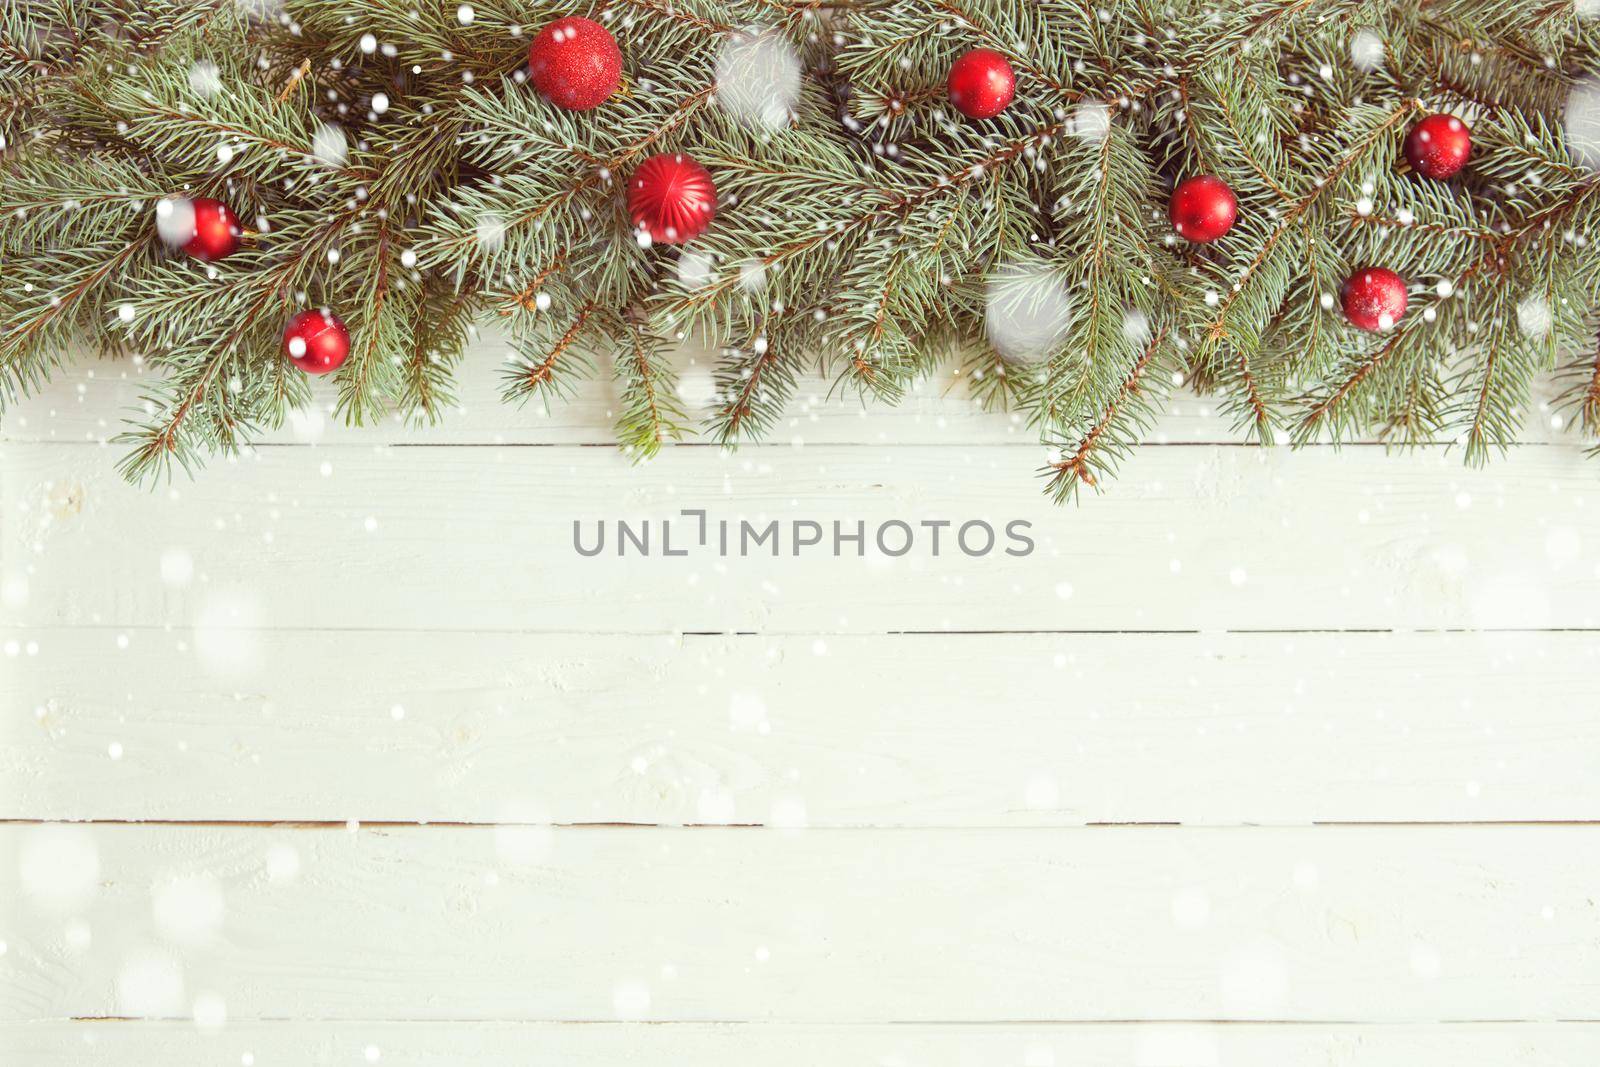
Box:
[628,153,716,245]
[183,197,242,262]
[1403,114,1472,180]
[527,16,622,111]
[947,48,1015,120]
[1168,175,1238,243]
[1340,267,1408,332]
[282,308,351,375]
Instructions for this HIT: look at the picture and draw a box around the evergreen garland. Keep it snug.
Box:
[2,0,1599,497]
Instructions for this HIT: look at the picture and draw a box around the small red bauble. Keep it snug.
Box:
[1168,175,1237,243]
[1340,267,1408,332]
[1403,114,1472,180]
[183,197,242,261]
[628,152,716,245]
[947,48,1015,120]
[282,308,350,375]
[527,16,622,111]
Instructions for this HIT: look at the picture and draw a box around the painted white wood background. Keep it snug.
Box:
[3,336,1599,1065]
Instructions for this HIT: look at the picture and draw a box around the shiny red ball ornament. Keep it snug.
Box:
[1403,113,1472,180]
[628,152,716,245]
[1340,267,1408,332]
[183,197,242,262]
[282,308,350,375]
[947,48,1015,120]
[1168,175,1237,243]
[527,16,622,111]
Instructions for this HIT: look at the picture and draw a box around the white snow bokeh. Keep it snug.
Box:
[1565,77,1600,170]
[152,872,226,946]
[1122,308,1152,347]
[728,690,768,732]
[1516,293,1553,339]
[117,953,187,1016]
[675,364,719,411]
[493,801,554,869]
[193,992,229,1033]
[612,981,652,1020]
[1349,28,1385,71]
[737,260,767,293]
[475,213,506,253]
[19,824,101,912]
[1579,0,1600,18]
[1170,886,1210,929]
[233,0,284,18]
[187,61,223,97]
[159,547,195,586]
[985,257,1073,363]
[312,122,348,168]
[696,786,737,823]
[714,26,801,130]
[193,588,264,680]
[675,249,715,288]
[265,843,302,883]
[1134,1026,1220,1067]
[1218,943,1290,1014]
[1071,102,1112,143]
[155,197,197,248]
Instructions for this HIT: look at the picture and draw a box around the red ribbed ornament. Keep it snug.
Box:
[628,153,716,245]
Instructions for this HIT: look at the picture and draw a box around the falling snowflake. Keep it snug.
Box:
[117,954,187,1016]
[1565,77,1600,170]
[154,197,197,247]
[984,257,1072,363]
[737,260,768,292]
[1516,293,1552,338]
[475,213,506,252]
[312,122,348,167]
[675,249,715,288]
[20,824,100,911]
[1071,101,1112,143]
[714,26,801,130]
[1349,28,1385,71]
[188,60,223,97]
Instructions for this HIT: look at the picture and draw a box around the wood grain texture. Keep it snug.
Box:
[1,338,1574,446]
[6,629,1598,825]
[4,443,1596,633]
[3,824,1596,1023]
[4,346,1597,1060]
[7,1021,1600,1066]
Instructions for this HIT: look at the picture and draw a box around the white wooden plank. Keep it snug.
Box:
[6,1021,1600,1066]
[3,825,1595,1022]
[3,442,1596,632]
[3,335,1574,446]
[6,630,1598,825]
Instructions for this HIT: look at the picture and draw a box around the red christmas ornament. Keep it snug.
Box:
[183,197,242,261]
[282,308,351,375]
[1340,267,1408,332]
[628,153,716,245]
[947,48,1015,120]
[1168,175,1237,243]
[527,16,622,111]
[1403,114,1472,180]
